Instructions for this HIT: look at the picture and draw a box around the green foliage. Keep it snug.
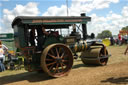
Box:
[97,30,112,39]
[97,33,102,39]
[121,26,128,31]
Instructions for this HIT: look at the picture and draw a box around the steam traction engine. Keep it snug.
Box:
[12,13,110,77]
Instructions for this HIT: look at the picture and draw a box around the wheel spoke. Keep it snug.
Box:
[49,64,54,71]
[56,48,59,58]
[50,49,55,55]
[56,63,60,72]
[58,47,61,54]
[48,53,56,59]
[61,52,65,58]
[62,55,68,59]
[62,62,67,66]
[47,61,56,66]
[60,63,64,71]
[62,60,68,62]
[46,59,54,61]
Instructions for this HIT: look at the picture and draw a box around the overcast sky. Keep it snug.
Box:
[0,0,128,35]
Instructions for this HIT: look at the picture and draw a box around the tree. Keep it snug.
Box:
[121,26,128,31]
[97,30,112,39]
[97,33,102,39]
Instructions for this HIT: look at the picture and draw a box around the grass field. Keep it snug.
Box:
[0,45,128,85]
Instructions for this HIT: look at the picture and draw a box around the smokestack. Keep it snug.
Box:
[81,13,87,40]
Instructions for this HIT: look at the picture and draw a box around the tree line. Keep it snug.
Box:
[97,26,128,39]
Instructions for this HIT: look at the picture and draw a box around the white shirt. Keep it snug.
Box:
[2,44,8,52]
[0,48,4,58]
[0,44,8,58]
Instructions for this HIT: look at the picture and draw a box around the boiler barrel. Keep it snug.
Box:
[68,42,87,53]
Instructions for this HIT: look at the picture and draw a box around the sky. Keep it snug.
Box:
[0,0,128,36]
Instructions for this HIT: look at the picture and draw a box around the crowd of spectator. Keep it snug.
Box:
[110,34,128,46]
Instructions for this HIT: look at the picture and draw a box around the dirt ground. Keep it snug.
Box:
[0,45,128,85]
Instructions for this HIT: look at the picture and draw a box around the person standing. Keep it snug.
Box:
[118,34,122,45]
[0,40,8,72]
[110,37,114,45]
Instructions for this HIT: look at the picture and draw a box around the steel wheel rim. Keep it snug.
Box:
[41,44,73,77]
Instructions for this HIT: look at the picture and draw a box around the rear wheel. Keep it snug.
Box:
[41,44,73,77]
